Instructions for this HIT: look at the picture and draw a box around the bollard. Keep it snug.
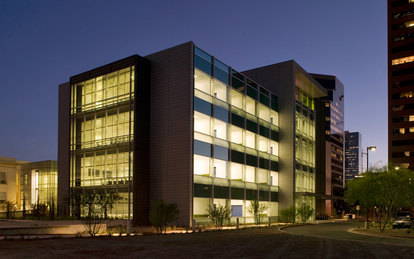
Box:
[236,217,239,229]
[192,219,196,233]
[364,221,369,229]
[268,216,271,227]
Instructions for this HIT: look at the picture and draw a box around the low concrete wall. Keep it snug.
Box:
[0,224,106,236]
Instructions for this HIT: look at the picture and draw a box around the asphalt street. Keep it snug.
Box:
[282,221,414,247]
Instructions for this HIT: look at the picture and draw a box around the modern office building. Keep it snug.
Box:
[311,74,344,217]
[243,61,327,215]
[344,131,362,181]
[58,42,327,226]
[20,160,58,211]
[388,0,414,169]
[0,156,24,212]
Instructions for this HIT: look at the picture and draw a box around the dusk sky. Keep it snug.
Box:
[0,0,386,169]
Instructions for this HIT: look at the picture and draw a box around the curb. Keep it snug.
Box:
[349,227,414,240]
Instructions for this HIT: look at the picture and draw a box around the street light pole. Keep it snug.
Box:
[366,146,376,172]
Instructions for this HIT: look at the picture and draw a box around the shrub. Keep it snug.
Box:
[279,206,296,223]
[297,204,315,223]
[246,199,267,226]
[149,200,180,234]
[207,204,231,229]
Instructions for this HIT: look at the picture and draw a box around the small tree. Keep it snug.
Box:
[346,167,414,231]
[49,197,55,220]
[96,189,121,219]
[247,199,267,225]
[207,204,231,229]
[297,204,315,223]
[6,201,16,219]
[81,211,105,237]
[31,202,48,219]
[149,200,180,234]
[69,188,82,220]
[279,206,297,223]
[79,189,105,237]
[80,189,98,218]
[22,196,26,219]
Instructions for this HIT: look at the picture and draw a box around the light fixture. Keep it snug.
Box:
[366,146,376,171]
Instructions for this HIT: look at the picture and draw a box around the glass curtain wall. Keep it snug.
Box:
[70,67,135,218]
[294,83,316,215]
[193,47,280,224]
[20,161,57,211]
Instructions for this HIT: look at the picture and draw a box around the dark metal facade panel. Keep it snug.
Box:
[145,42,194,226]
[133,57,151,225]
[57,82,70,217]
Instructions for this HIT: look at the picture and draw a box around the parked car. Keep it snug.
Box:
[392,216,412,229]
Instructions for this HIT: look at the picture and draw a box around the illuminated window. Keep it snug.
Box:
[257,105,269,123]
[270,110,278,126]
[401,92,414,99]
[213,159,227,178]
[230,125,243,144]
[230,163,243,180]
[213,79,227,102]
[194,155,210,176]
[257,169,268,184]
[245,166,255,182]
[213,119,227,140]
[410,127,414,133]
[270,171,278,186]
[325,103,330,108]
[194,111,211,135]
[0,172,6,184]
[245,131,255,149]
[392,55,414,65]
[410,115,414,122]
[270,141,278,156]
[194,70,211,94]
[230,89,243,109]
[400,128,406,134]
[258,136,269,153]
[405,151,410,157]
[245,96,256,115]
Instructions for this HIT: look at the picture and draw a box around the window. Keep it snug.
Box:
[194,155,210,176]
[0,172,6,184]
[194,111,211,135]
[230,89,243,109]
[245,96,256,115]
[0,192,5,203]
[392,55,414,66]
[213,159,227,178]
[194,69,211,94]
[230,163,243,180]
